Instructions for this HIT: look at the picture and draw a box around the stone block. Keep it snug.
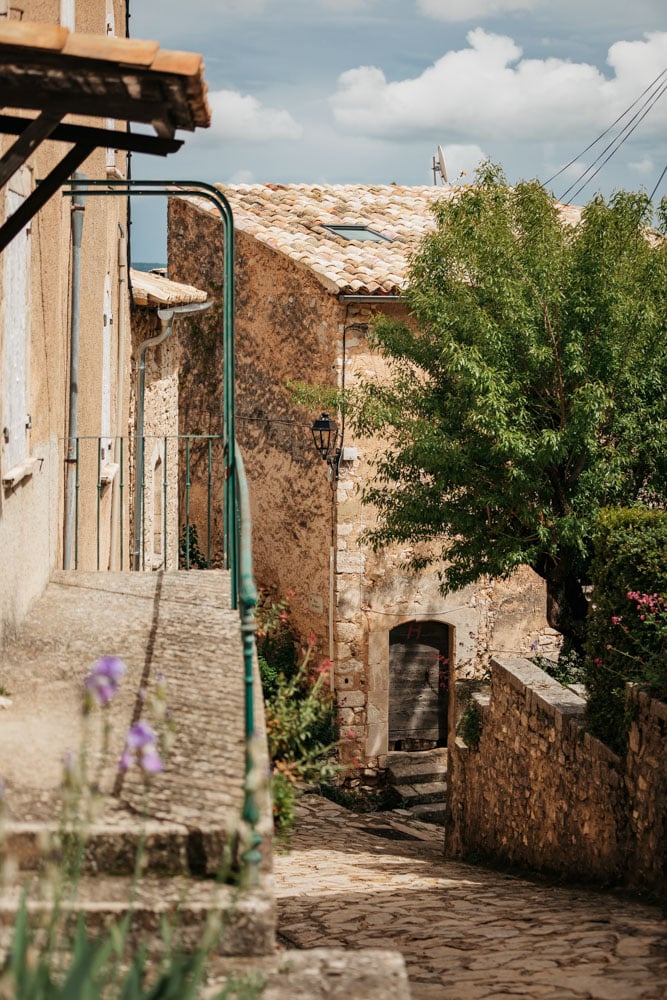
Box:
[337,689,365,709]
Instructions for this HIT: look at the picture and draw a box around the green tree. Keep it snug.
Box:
[354,164,667,652]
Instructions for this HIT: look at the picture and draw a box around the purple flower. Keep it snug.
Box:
[119,721,163,774]
[84,656,126,707]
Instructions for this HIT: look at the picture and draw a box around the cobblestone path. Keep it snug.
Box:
[274,793,667,1000]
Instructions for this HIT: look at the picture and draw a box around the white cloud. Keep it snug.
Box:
[330,29,667,143]
[418,0,541,22]
[627,157,655,176]
[208,90,303,141]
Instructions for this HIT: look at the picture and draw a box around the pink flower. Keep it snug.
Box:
[611,616,622,625]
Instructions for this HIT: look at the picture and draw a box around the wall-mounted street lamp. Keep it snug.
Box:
[311,411,341,478]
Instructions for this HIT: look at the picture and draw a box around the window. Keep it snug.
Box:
[323,224,392,243]
[2,181,31,473]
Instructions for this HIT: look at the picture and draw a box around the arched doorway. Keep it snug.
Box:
[388,620,449,751]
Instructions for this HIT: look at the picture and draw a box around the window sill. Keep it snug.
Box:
[2,456,38,489]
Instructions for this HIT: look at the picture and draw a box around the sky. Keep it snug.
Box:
[128,0,667,261]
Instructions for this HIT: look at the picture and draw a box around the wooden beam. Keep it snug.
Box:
[0,115,183,156]
[0,144,93,253]
[0,111,63,189]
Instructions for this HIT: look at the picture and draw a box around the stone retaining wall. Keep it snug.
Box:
[446,657,667,898]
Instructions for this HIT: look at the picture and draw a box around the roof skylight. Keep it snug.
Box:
[323,224,392,243]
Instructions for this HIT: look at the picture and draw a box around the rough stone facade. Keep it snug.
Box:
[446,656,667,898]
[168,192,560,771]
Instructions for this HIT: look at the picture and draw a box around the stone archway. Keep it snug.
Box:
[388,620,450,751]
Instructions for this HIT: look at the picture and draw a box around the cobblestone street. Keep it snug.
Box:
[274,793,667,1000]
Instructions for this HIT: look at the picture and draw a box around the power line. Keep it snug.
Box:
[544,67,666,188]
[559,78,667,203]
[649,163,667,202]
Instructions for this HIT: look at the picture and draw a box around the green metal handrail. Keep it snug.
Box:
[61,179,262,883]
[234,444,262,878]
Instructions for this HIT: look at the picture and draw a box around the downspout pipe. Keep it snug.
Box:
[133,299,213,571]
[63,172,86,570]
[109,222,127,569]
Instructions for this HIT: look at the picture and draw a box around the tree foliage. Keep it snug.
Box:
[353,164,667,649]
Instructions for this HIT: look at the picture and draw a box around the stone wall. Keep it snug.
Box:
[168,196,336,646]
[446,657,667,897]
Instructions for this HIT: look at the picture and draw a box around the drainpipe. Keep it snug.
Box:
[109,222,127,569]
[63,173,86,570]
[133,299,213,570]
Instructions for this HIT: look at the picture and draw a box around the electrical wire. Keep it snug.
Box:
[649,162,667,202]
[559,78,667,203]
[544,67,666,189]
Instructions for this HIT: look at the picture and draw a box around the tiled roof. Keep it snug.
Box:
[130,268,208,308]
[182,184,583,297]
[201,184,453,295]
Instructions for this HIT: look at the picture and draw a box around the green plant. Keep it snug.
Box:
[458,699,482,750]
[347,165,667,653]
[256,594,339,832]
[178,524,208,569]
[532,648,585,687]
[584,508,667,753]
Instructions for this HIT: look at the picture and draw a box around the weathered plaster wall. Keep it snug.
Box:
[0,0,130,640]
[446,657,667,897]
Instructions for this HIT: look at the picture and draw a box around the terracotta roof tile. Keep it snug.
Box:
[180,184,584,297]
[130,269,208,308]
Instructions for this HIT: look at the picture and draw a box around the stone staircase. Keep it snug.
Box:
[0,571,412,998]
[382,748,448,825]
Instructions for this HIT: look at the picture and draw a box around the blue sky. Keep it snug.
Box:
[129,0,667,260]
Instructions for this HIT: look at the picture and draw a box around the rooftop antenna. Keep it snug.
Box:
[432,144,449,185]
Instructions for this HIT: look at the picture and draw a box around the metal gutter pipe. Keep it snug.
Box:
[109,222,127,569]
[133,298,213,570]
[337,294,401,303]
[63,172,86,570]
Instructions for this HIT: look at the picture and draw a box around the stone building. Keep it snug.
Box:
[129,268,210,572]
[168,184,560,769]
[0,3,210,645]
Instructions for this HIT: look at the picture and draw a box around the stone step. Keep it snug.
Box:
[383,748,448,785]
[0,571,272,884]
[2,813,259,879]
[0,874,276,959]
[207,948,412,1000]
[407,801,448,826]
[392,781,447,807]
